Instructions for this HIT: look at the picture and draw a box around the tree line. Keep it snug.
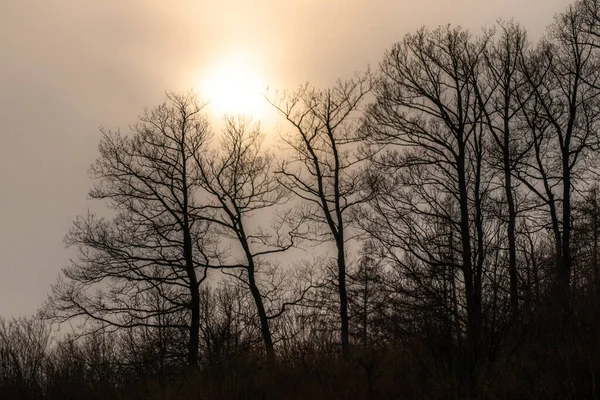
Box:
[4,0,600,398]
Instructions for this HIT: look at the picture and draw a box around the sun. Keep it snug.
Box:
[197,53,269,120]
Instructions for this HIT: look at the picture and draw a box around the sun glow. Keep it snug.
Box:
[197,53,269,120]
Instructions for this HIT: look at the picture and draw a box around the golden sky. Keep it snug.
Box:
[0,0,572,317]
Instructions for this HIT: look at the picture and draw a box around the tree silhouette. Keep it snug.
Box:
[50,93,214,368]
[194,116,300,360]
[268,74,373,357]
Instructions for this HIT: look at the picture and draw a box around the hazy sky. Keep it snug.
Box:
[0,0,572,317]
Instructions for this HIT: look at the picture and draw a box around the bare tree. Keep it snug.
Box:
[347,241,388,347]
[476,21,532,317]
[198,283,259,368]
[0,317,51,397]
[194,116,301,361]
[361,26,494,390]
[516,2,600,303]
[267,74,373,357]
[49,92,214,368]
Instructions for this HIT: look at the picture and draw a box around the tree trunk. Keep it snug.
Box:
[183,227,200,369]
[560,150,572,308]
[239,223,275,361]
[247,261,276,361]
[593,190,599,289]
[503,123,519,318]
[457,141,480,396]
[338,238,349,358]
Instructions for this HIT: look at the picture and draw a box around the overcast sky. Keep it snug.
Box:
[0,0,572,317]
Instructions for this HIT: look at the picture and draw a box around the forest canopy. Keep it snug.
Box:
[3,1,600,399]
